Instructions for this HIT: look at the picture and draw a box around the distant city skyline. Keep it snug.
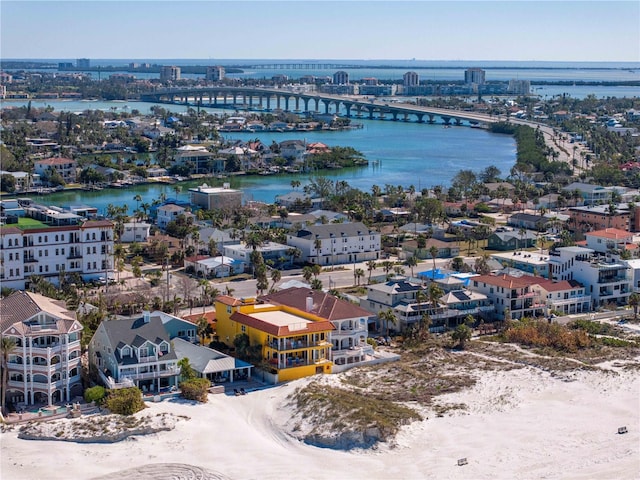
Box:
[1,1,639,62]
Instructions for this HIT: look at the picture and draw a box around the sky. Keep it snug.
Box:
[1,1,639,62]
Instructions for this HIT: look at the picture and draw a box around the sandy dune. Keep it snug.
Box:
[1,359,638,480]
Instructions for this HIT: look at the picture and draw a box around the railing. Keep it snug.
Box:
[270,357,330,369]
[550,295,592,306]
[269,340,329,351]
[121,367,180,381]
[598,276,629,284]
[137,355,158,363]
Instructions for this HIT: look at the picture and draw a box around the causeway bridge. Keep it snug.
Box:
[139,87,502,126]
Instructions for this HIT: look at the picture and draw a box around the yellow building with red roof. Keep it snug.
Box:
[215,296,334,383]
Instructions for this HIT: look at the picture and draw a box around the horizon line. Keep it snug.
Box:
[3,58,639,64]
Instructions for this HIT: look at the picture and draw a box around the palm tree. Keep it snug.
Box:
[366,260,377,284]
[197,316,209,345]
[173,185,182,202]
[270,268,281,292]
[378,308,397,337]
[133,194,142,218]
[628,293,639,320]
[1,336,17,416]
[405,255,418,278]
[429,245,439,278]
[314,237,322,266]
[428,281,444,323]
[518,227,527,251]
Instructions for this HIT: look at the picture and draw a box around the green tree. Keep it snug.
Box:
[105,387,145,415]
[178,357,196,381]
[366,260,377,284]
[429,245,439,277]
[628,293,640,320]
[197,316,210,345]
[179,378,210,402]
[451,323,472,349]
[405,255,418,278]
[84,385,106,404]
[270,268,282,292]
[378,308,397,337]
[1,336,17,415]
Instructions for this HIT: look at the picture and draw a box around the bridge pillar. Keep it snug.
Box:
[266,96,271,110]
[295,97,300,111]
[314,98,320,112]
[403,113,409,121]
[303,98,309,112]
[454,118,462,126]
[416,113,424,123]
[391,112,398,121]
[367,107,375,119]
[232,94,237,106]
[442,116,452,125]
[344,103,352,117]
[276,95,281,110]
[324,101,330,114]
[222,94,227,106]
[284,96,290,111]
[427,114,435,124]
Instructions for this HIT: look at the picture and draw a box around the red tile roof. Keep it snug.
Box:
[35,157,75,166]
[182,311,216,325]
[474,274,582,292]
[260,287,372,321]
[587,228,633,240]
[230,310,334,337]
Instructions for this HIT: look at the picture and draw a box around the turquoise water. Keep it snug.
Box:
[26,117,516,212]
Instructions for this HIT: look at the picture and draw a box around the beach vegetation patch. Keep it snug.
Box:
[84,385,107,404]
[105,387,146,415]
[179,378,210,403]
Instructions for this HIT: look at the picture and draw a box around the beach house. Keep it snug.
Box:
[0,291,84,407]
[287,222,381,266]
[88,311,181,392]
[259,287,375,371]
[215,296,334,383]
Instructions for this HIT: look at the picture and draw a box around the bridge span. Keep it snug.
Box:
[139,87,502,126]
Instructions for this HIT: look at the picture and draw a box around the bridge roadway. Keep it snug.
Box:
[140,86,503,126]
[140,86,582,173]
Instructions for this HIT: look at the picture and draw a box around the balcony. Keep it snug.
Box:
[550,295,592,307]
[268,340,330,351]
[597,276,629,284]
[67,250,83,259]
[268,357,330,370]
[24,256,38,263]
[120,366,180,381]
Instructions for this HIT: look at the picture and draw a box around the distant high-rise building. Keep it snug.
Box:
[508,79,531,95]
[76,58,90,69]
[58,62,73,70]
[160,66,181,82]
[272,74,289,84]
[299,75,316,84]
[332,70,349,85]
[206,66,225,82]
[464,68,485,85]
[403,71,419,87]
[361,77,378,86]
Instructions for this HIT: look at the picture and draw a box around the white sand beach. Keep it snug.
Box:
[1,359,639,480]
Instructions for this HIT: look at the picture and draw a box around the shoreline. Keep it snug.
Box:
[2,351,638,480]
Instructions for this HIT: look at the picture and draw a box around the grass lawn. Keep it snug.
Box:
[17,217,49,229]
